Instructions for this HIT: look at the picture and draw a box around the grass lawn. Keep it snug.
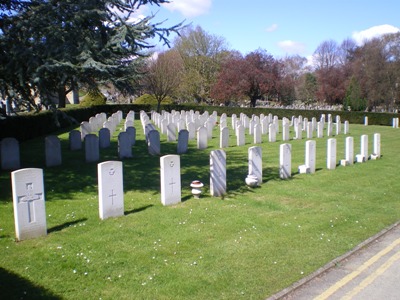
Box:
[0,113,399,299]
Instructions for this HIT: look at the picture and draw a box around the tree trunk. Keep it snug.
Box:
[58,86,66,108]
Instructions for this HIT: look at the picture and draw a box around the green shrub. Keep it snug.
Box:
[79,91,107,107]
[134,94,174,105]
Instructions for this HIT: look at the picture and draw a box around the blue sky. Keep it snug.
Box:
[142,0,400,59]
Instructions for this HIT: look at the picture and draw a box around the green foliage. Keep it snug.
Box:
[344,77,367,111]
[79,91,107,107]
[134,94,174,105]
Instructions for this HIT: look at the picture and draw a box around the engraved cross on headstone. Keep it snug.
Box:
[18,183,42,223]
[109,189,117,205]
[169,178,176,194]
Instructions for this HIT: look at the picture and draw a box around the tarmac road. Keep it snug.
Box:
[268,222,400,300]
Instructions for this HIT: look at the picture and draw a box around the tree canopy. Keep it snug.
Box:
[0,0,182,114]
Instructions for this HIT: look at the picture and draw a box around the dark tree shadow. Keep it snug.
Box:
[0,267,62,299]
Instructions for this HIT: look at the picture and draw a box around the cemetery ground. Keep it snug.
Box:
[0,117,400,299]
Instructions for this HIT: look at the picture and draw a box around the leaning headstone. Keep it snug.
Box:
[45,135,62,167]
[12,168,47,241]
[371,133,381,160]
[220,127,229,148]
[160,155,181,206]
[85,134,99,163]
[98,161,124,220]
[249,146,262,185]
[341,136,354,166]
[279,143,292,179]
[99,128,111,149]
[1,137,20,170]
[177,130,189,154]
[210,150,226,197]
[148,130,161,156]
[69,130,82,151]
[197,127,208,150]
[118,132,132,159]
[327,138,337,169]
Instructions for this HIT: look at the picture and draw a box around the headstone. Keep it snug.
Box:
[187,122,196,140]
[148,130,161,156]
[327,121,332,137]
[98,161,124,220]
[327,138,337,169]
[356,134,368,162]
[177,130,189,154]
[167,123,177,142]
[371,133,381,159]
[126,126,136,146]
[236,125,245,146]
[253,124,262,144]
[341,136,354,166]
[69,130,82,150]
[249,146,262,184]
[85,134,100,163]
[99,128,111,149]
[80,121,91,141]
[1,137,21,170]
[45,135,62,167]
[317,122,323,138]
[118,132,132,159]
[197,127,208,150]
[306,122,313,139]
[160,155,181,206]
[269,123,276,142]
[279,143,291,179]
[299,140,316,174]
[282,122,290,141]
[344,120,349,134]
[210,150,226,197]
[12,168,47,241]
[220,127,229,148]
[336,120,341,135]
[364,116,368,126]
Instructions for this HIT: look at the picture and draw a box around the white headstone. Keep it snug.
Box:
[220,127,229,148]
[249,146,262,184]
[344,120,349,134]
[372,133,381,159]
[12,168,47,241]
[306,122,313,139]
[84,134,99,163]
[160,155,181,206]
[327,138,337,169]
[253,124,262,144]
[341,136,354,166]
[269,123,276,142]
[356,134,368,162]
[1,137,21,170]
[80,121,91,141]
[197,127,208,150]
[279,143,291,179]
[187,122,196,140]
[118,132,132,159]
[148,130,161,156]
[177,130,189,154]
[167,123,177,142]
[45,135,62,167]
[364,116,368,126]
[282,122,290,141]
[317,122,323,138]
[126,126,136,146]
[210,150,226,197]
[99,128,111,149]
[98,161,124,220]
[300,140,316,174]
[69,130,82,150]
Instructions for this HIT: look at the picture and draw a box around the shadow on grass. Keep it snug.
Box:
[0,267,62,299]
[48,218,88,234]
[124,204,153,216]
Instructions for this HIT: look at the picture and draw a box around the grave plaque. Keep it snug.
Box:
[98,161,124,220]
[12,168,47,241]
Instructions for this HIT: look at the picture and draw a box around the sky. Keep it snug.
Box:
[141,0,400,60]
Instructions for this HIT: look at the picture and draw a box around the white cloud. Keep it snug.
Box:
[277,40,306,55]
[162,0,212,18]
[265,23,278,32]
[352,24,400,45]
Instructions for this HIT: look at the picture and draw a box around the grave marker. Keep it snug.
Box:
[220,127,229,148]
[279,143,292,179]
[99,128,111,149]
[118,132,132,159]
[85,134,100,163]
[160,155,181,206]
[327,138,337,169]
[1,137,20,170]
[69,130,82,150]
[177,130,189,154]
[249,146,262,184]
[210,150,226,197]
[45,135,62,167]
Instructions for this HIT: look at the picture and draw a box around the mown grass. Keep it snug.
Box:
[0,114,399,299]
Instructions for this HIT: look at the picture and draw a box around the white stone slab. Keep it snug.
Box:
[118,132,132,159]
[148,130,161,156]
[84,134,99,163]
[99,128,111,149]
[12,168,47,241]
[1,137,21,170]
[249,146,262,184]
[372,133,381,159]
[197,126,208,150]
[305,140,316,173]
[269,123,276,142]
[160,155,181,206]
[69,130,82,151]
[279,143,292,179]
[177,129,189,154]
[236,125,245,146]
[220,127,229,148]
[210,150,226,197]
[45,135,62,167]
[253,124,262,144]
[98,161,124,220]
[327,138,337,169]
